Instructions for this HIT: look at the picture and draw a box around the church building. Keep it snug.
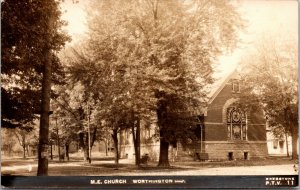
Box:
[119,71,268,161]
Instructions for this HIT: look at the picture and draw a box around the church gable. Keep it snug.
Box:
[204,71,266,142]
[205,72,242,122]
[201,71,268,160]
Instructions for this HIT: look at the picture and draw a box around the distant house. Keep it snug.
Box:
[266,130,291,156]
[119,71,269,161]
[266,125,298,156]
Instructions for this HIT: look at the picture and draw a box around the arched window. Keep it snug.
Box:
[232,79,240,93]
[227,107,247,140]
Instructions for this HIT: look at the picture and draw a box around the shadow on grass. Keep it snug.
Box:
[71,157,115,161]
[1,159,37,167]
[86,163,131,168]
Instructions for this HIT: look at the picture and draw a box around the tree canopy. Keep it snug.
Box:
[1,0,69,128]
[60,0,244,166]
[239,35,298,159]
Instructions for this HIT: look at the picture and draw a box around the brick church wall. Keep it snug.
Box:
[201,76,268,160]
[247,124,266,141]
[205,124,227,141]
[205,82,239,123]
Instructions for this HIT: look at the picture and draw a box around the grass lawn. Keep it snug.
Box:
[1,155,297,176]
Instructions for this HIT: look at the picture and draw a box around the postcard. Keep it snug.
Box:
[1,0,298,189]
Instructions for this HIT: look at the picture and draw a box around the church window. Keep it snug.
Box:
[227,107,247,140]
[232,80,240,93]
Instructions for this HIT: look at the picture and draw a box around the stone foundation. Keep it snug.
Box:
[203,141,268,160]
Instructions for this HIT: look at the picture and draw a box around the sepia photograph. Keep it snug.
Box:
[1,0,298,188]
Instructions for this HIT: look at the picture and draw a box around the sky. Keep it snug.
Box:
[60,0,87,38]
[60,0,298,82]
[215,0,298,81]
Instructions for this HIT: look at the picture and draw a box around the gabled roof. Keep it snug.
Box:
[208,70,241,105]
[195,69,242,116]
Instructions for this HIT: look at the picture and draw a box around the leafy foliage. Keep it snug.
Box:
[59,0,244,166]
[239,35,298,158]
[1,0,70,128]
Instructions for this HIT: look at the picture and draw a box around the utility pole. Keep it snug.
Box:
[37,2,55,176]
[37,51,52,175]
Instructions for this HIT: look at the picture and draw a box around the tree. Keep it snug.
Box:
[1,0,69,175]
[75,0,244,167]
[239,35,298,159]
[269,124,290,157]
[1,0,68,127]
[52,77,111,162]
[1,128,16,157]
[52,82,90,161]
[60,42,134,165]
[49,114,78,161]
[14,124,34,159]
[155,91,204,166]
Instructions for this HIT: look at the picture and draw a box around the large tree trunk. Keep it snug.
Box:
[112,129,119,165]
[132,118,141,166]
[37,50,52,176]
[291,125,298,160]
[65,144,69,161]
[156,92,170,168]
[79,132,88,161]
[158,137,170,167]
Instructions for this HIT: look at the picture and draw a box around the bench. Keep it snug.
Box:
[140,154,150,164]
[195,152,209,161]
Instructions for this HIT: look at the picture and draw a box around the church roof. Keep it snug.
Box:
[208,70,241,105]
[197,69,242,116]
[191,69,243,117]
